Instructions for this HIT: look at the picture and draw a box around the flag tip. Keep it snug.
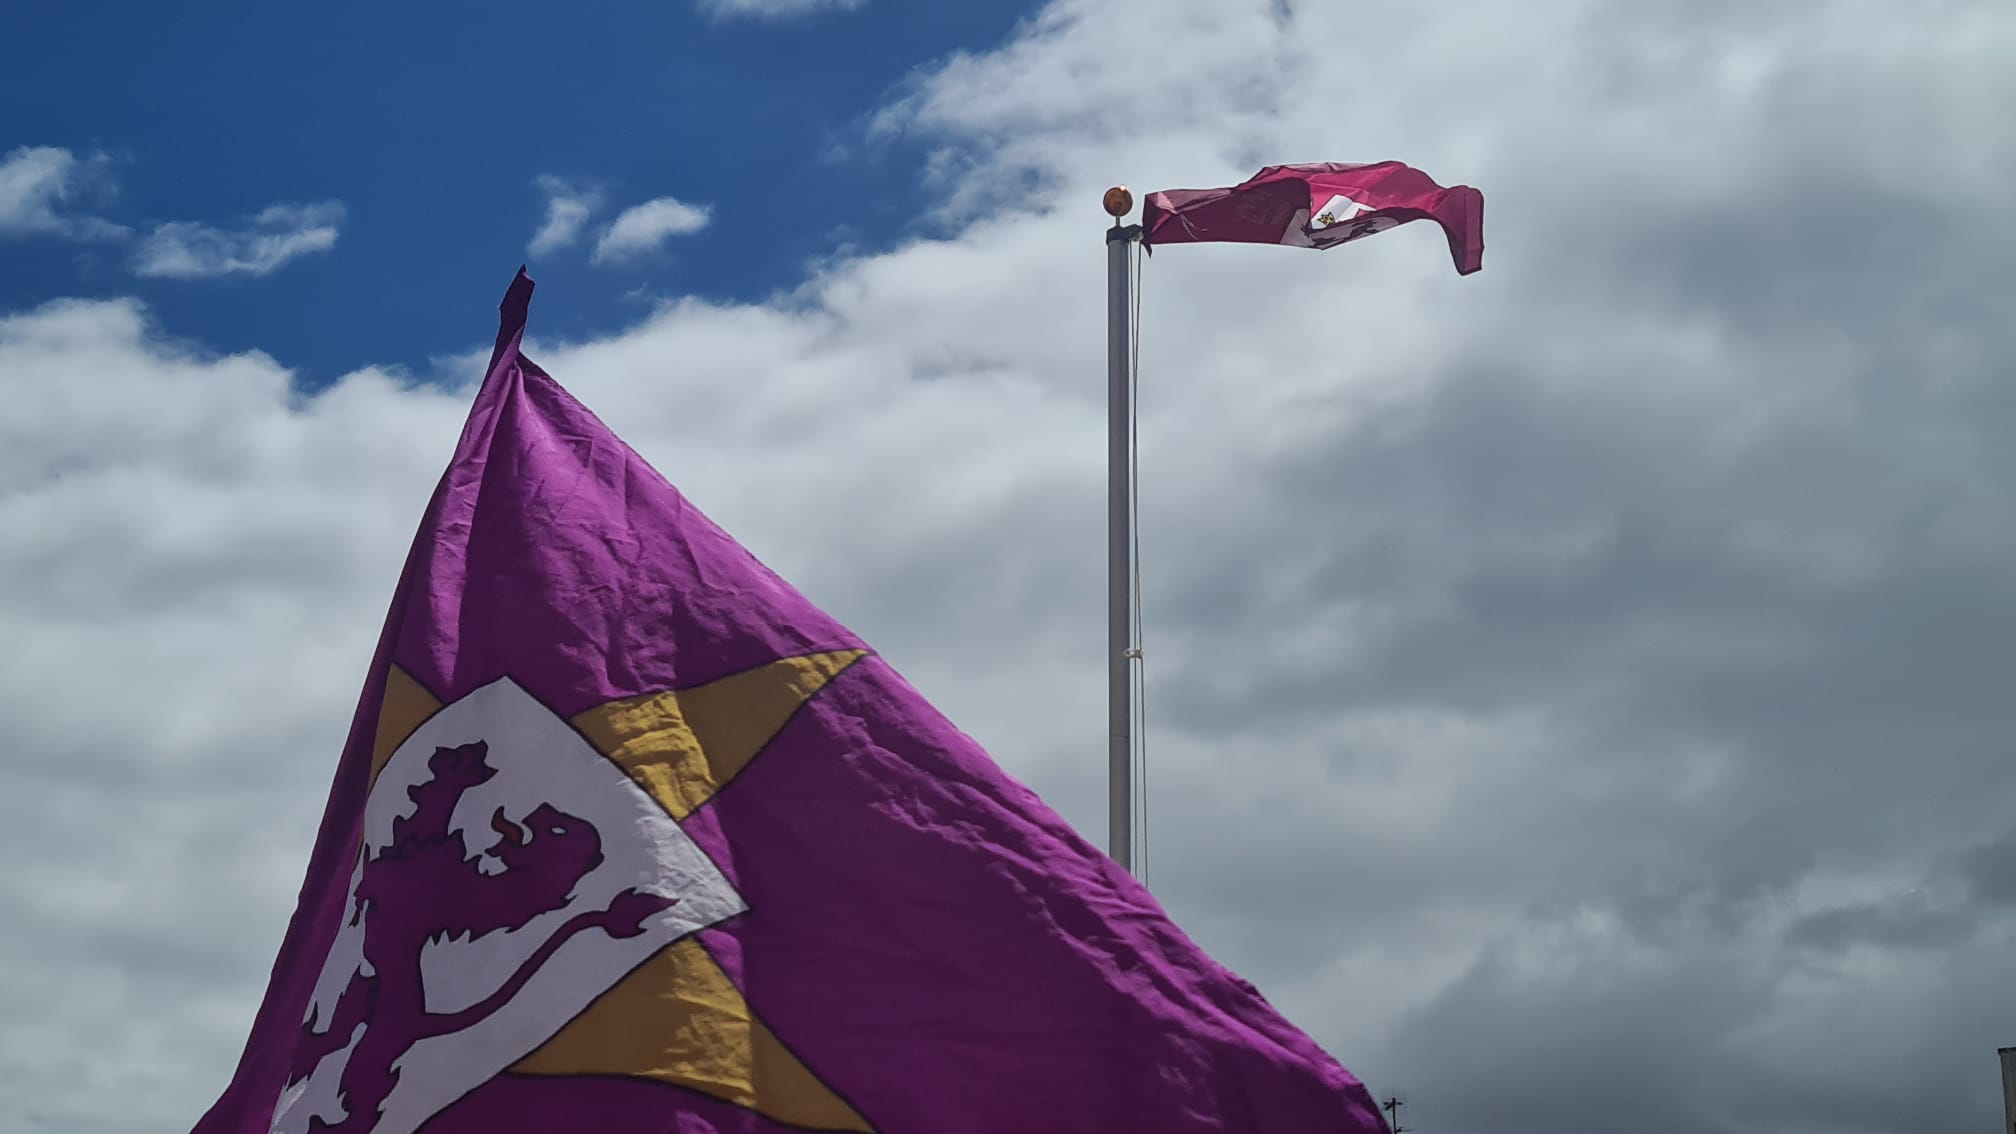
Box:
[501,266,536,331]
[485,268,537,378]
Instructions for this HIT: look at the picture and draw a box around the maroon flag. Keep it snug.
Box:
[1142,161,1484,274]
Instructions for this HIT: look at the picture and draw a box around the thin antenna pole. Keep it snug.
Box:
[1103,186,1140,875]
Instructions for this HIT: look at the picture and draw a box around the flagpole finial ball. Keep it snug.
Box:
[1103,185,1134,218]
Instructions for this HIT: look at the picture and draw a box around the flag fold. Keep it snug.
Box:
[1143,161,1485,274]
[190,269,1388,1134]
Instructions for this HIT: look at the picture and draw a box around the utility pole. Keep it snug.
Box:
[1381,1094,1410,1133]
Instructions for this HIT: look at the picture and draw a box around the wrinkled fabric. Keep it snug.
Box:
[190,269,1389,1134]
[1143,161,1484,275]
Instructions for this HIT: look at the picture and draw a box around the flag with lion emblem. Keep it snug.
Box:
[189,270,1388,1134]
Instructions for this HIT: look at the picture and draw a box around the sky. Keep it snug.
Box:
[4,1,2014,1132]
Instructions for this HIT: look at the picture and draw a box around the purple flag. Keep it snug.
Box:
[190,270,1388,1134]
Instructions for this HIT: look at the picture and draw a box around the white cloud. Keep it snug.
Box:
[0,145,129,241]
[0,148,342,280]
[696,0,864,21]
[589,196,712,266]
[527,175,602,258]
[131,201,346,280]
[8,1,2016,1131]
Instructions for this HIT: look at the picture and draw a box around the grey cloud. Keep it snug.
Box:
[1784,890,1979,953]
[1963,826,2016,907]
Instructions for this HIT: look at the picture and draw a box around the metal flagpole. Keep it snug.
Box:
[1104,186,1141,875]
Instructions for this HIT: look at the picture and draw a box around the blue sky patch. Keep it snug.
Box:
[2,0,1036,386]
